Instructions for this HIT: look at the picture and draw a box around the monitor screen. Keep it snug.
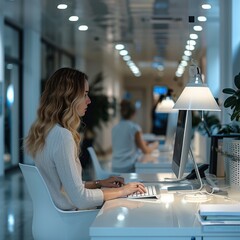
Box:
[172,110,192,179]
[164,110,179,148]
[153,85,168,97]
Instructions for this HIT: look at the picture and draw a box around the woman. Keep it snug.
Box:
[111,99,159,173]
[25,68,145,210]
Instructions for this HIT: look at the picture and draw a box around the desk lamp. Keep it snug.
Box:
[156,96,175,113]
[173,64,220,111]
[173,63,220,189]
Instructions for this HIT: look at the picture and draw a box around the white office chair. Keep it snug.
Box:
[19,163,99,240]
[87,147,119,179]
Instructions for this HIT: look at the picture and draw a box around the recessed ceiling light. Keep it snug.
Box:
[202,4,211,9]
[78,25,88,31]
[180,60,188,67]
[115,44,125,50]
[119,50,128,56]
[190,33,198,40]
[57,4,68,9]
[123,55,131,61]
[182,55,190,61]
[198,16,207,22]
[187,40,196,46]
[193,25,203,31]
[184,50,192,56]
[69,16,79,21]
[185,45,195,51]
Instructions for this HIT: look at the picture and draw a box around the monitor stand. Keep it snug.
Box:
[164,148,204,191]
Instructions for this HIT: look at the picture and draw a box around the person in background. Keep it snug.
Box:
[151,94,167,135]
[24,68,146,211]
[111,99,159,173]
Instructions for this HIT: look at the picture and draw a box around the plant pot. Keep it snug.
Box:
[223,138,240,188]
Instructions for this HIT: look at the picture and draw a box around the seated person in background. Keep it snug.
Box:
[112,99,159,173]
[24,68,145,211]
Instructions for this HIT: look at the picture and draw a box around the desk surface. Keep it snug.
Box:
[135,149,196,173]
[90,173,240,240]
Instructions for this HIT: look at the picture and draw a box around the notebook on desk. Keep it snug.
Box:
[199,204,240,219]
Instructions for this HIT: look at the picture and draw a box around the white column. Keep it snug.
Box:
[23,0,41,164]
[206,21,220,97]
[0,9,4,176]
[232,0,240,75]
[219,0,233,124]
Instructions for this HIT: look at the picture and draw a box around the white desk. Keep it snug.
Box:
[90,174,240,240]
[135,150,194,173]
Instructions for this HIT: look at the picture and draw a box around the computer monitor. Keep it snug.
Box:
[164,110,179,150]
[172,110,192,179]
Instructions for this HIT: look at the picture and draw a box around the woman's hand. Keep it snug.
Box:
[120,182,146,197]
[148,141,159,150]
[99,176,125,188]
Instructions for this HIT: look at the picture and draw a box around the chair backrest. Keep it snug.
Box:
[87,147,112,179]
[19,163,99,240]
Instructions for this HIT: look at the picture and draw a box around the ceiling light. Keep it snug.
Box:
[193,26,203,31]
[69,16,79,21]
[198,16,207,22]
[187,40,196,46]
[127,61,134,67]
[182,55,190,61]
[123,55,131,61]
[202,4,211,9]
[186,45,195,51]
[180,60,188,67]
[134,72,141,77]
[57,4,67,9]
[115,44,124,50]
[175,72,182,78]
[78,25,88,31]
[119,50,128,56]
[190,33,198,40]
[184,50,192,56]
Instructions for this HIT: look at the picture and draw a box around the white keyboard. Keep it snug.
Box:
[128,185,160,199]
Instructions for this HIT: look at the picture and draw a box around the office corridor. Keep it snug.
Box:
[0,162,97,240]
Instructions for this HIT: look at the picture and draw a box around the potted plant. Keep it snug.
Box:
[219,72,240,187]
[222,72,240,122]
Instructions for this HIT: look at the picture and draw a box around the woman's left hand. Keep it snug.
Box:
[99,176,125,188]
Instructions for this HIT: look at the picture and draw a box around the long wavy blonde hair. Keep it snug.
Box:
[25,68,88,158]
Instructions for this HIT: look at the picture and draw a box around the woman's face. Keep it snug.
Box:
[77,80,91,117]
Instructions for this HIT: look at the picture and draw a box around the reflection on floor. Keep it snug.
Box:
[0,160,99,240]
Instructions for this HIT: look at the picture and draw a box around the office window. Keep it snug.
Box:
[4,25,20,59]
[4,22,23,170]
[41,41,74,91]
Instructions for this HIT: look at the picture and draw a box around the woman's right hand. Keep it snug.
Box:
[120,182,146,197]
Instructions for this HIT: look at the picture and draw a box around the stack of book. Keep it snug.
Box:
[197,204,240,232]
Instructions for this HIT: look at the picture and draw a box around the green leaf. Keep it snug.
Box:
[224,96,237,108]
[234,73,240,89]
[235,101,240,111]
[222,88,236,94]
[231,108,240,121]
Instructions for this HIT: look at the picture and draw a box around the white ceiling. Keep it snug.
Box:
[41,0,220,84]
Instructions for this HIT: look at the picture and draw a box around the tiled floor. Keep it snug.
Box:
[0,160,101,240]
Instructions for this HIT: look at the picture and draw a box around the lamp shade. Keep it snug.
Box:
[173,83,220,111]
[156,97,176,113]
